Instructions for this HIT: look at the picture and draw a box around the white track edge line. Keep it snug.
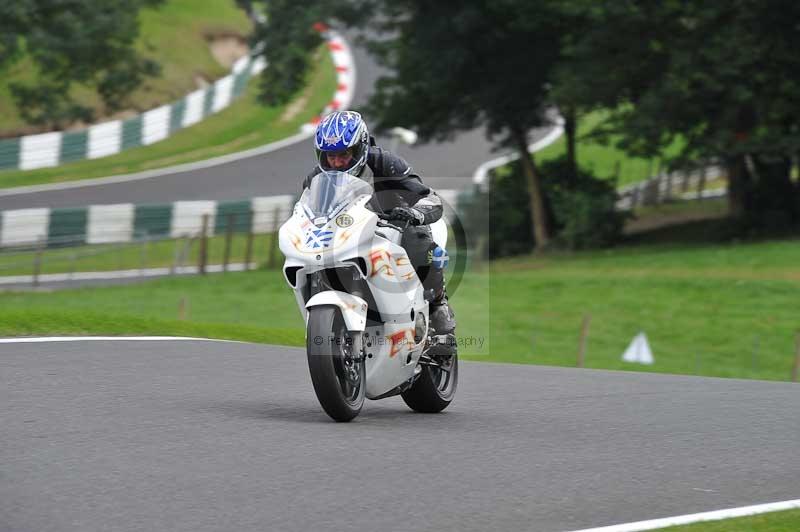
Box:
[0,336,244,344]
[564,498,800,532]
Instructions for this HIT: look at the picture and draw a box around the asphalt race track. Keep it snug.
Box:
[2,339,798,532]
[0,37,551,211]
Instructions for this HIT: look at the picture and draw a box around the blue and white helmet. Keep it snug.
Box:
[314,111,370,176]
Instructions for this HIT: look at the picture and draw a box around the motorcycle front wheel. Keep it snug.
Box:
[401,353,458,413]
[306,306,365,422]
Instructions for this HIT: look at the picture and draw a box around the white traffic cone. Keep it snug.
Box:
[622,332,654,365]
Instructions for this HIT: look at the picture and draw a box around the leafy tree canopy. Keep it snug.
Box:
[0,0,164,128]
[564,0,800,221]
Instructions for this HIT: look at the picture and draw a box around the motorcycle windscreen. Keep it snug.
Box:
[301,171,374,219]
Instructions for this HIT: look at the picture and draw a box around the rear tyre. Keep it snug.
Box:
[307,306,365,422]
[401,354,458,413]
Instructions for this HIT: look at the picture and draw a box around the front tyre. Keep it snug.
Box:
[307,306,365,422]
[401,354,458,413]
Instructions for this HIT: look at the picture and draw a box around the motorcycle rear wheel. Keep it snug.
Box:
[307,306,365,422]
[401,354,458,413]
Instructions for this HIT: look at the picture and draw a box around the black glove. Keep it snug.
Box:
[388,207,425,226]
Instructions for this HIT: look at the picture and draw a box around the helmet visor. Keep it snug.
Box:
[317,143,367,174]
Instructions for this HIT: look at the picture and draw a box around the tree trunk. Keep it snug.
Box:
[728,153,798,225]
[726,154,751,218]
[511,126,551,250]
[563,106,578,185]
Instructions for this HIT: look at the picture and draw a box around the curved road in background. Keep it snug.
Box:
[2,339,798,532]
[0,37,551,211]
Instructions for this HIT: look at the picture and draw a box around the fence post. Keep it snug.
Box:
[223,213,235,272]
[32,236,45,287]
[680,169,690,193]
[139,234,149,276]
[577,314,592,368]
[198,214,209,275]
[178,296,188,321]
[696,165,707,201]
[171,238,180,275]
[268,205,281,269]
[244,211,255,271]
[792,332,800,383]
[69,250,78,283]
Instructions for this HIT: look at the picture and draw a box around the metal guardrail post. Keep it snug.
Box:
[244,211,255,271]
[268,206,281,269]
[32,236,45,287]
[139,234,149,277]
[577,314,591,368]
[223,214,235,272]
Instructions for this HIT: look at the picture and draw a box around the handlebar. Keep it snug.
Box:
[376,213,411,232]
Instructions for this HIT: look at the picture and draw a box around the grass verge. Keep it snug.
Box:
[0,44,336,188]
[658,508,800,531]
[0,232,281,276]
[2,236,799,382]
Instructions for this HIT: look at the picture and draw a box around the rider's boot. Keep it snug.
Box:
[428,287,457,357]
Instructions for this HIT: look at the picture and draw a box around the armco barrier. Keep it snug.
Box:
[0,56,266,172]
[0,196,294,249]
[0,187,461,250]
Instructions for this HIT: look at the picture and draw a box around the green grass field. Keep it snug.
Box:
[0,0,252,136]
[479,238,800,381]
[3,236,799,382]
[0,231,282,277]
[533,110,686,187]
[659,509,800,531]
[0,44,336,189]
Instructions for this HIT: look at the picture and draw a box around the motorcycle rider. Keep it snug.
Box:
[302,111,456,353]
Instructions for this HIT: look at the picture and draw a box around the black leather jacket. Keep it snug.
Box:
[303,145,443,225]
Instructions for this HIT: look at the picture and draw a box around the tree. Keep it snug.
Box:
[564,1,800,226]
[247,0,360,106]
[247,1,324,106]
[0,0,163,129]
[248,1,582,250]
[346,1,575,250]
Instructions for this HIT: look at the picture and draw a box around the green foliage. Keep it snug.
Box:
[561,1,800,222]
[247,0,362,107]
[344,1,578,248]
[545,158,627,250]
[0,0,166,128]
[464,156,626,257]
[249,1,324,106]
[0,0,253,136]
[344,1,570,146]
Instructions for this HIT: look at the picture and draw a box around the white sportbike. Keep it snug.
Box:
[279,171,457,421]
